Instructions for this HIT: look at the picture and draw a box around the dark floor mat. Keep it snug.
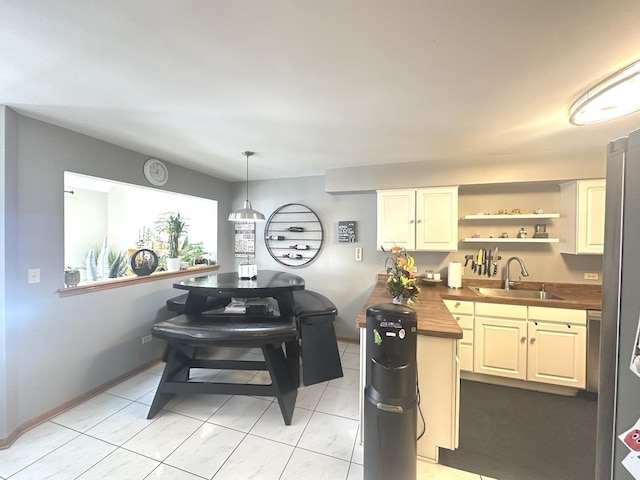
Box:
[438,380,597,480]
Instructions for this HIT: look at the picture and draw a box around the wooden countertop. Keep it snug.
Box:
[355,275,602,340]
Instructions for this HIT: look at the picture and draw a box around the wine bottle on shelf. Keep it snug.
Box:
[266,235,285,240]
[282,253,303,259]
[287,226,304,232]
[289,244,310,250]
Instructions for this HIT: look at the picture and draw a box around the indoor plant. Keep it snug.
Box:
[64,267,80,287]
[155,212,188,271]
[383,246,420,305]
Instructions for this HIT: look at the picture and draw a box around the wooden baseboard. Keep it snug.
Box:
[0,357,163,450]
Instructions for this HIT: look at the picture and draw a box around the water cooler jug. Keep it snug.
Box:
[364,303,418,480]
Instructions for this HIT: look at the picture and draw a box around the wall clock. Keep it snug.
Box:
[143,158,168,186]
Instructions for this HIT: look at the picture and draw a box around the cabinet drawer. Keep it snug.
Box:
[528,306,586,325]
[475,302,527,319]
[443,299,474,315]
[452,314,473,330]
[461,328,473,345]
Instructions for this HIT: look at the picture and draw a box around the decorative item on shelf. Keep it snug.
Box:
[267,235,285,241]
[289,244,310,250]
[227,151,265,222]
[155,212,188,271]
[238,258,258,280]
[383,246,420,305]
[129,249,159,276]
[64,267,80,287]
[287,226,304,232]
[533,224,549,238]
[517,227,527,239]
[283,253,303,259]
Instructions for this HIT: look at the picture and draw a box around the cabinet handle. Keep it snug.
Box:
[416,219,422,224]
[455,316,460,321]
[520,336,527,343]
[455,302,461,307]
[530,337,536,344]
[409,219,415,224]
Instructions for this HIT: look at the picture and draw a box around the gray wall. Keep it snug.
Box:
[2,108,606,442]
[1,111,235,440]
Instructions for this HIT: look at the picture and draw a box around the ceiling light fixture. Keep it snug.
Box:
[569,59,640,125]
[228,151,265,222]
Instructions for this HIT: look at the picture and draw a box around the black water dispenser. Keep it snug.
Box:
[364,303,418,480]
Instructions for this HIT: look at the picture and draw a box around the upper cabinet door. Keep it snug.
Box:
[579,180,606,254]
[377,189,416,250]
[377,187,459,252]
[416,186,459,251]
[560,179,606,254]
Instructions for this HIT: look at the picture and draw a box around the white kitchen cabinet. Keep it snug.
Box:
[527,306,587,388]
[474,303,528,380]
[443,299,474,372]
[377,187,458,251]
[560,179,606,254]
[416,335,459,462]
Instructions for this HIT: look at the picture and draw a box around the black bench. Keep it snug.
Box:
[293,290,344,386]
[147,313,299,425]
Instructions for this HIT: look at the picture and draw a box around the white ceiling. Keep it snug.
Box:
[2,0,640,182]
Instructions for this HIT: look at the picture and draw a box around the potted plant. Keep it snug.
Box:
[155,212,188,271]
[180,242,211,266]
[64,267,81,287]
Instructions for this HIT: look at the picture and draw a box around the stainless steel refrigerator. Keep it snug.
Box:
[597,128,640,479]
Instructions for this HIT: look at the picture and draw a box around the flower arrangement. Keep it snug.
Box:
[383,246,420,305]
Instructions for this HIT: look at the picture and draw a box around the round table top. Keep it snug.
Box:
[173,269,305,297]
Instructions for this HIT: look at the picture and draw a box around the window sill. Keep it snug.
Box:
[58,265,221,297]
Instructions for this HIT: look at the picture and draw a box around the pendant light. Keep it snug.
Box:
[228,150,265,222]
[569,59,640,125]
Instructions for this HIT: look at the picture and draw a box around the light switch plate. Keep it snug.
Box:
[28,268,40,284]
[355,247,363,262]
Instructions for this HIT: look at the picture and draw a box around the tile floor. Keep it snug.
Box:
[0,342,496,480]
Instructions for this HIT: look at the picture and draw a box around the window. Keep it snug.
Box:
[64,172,218,284]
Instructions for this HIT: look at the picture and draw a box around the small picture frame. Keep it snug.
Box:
[338,221,357,243]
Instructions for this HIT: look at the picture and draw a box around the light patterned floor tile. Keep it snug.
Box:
[280,448,350,479]
[212,434,293,480]
[10,435,115,480]
[166,392,232,421]
[122,411,202,461]
[207,395,271,432]
[295,382,327,410]
[164,423,245,478]
[76,448,159,479]
[328,367,359,390]
[84,401,154,445]
[106,372,161,401]
[146,464,205,480]
[315,384,359,419]
[50,393,131,432]
[250,403,313,445]
[298,411,359,461]
[0,422,78,478]
[340,352,360,370]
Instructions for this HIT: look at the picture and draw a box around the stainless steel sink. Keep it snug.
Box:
[471,287,565,300]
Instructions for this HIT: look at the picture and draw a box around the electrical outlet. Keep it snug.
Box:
[142,335,153,344]
[584,272,599,280]
[28,268,40,284]
[355,247,363,262]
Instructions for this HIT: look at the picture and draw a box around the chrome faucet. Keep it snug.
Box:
[504,256,529,290]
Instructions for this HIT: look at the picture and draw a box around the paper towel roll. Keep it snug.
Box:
[448,261,462,288]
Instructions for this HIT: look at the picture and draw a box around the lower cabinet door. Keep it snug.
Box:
[474,317,527,380]
[527,321,587,388]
